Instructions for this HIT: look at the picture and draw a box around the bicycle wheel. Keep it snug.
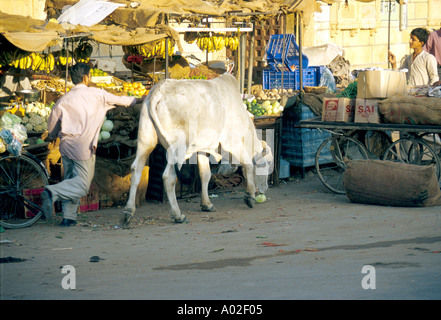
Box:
[0,153,49,229]
[383,137,441,180]
[315,135,369,194]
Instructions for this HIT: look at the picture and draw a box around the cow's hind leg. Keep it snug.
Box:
[242,163,256,208]
[224,146,256,208]
[163,163,188,223]
[198,153,215,212]
[121,140,157,226]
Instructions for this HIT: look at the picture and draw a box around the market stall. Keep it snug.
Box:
[1,0,307,213]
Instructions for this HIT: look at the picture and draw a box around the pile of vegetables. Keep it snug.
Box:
[337,81,358,99]
[254,88,295,101]
[22,102,53,132]
[244,99,284,117]
[99,118,114,141]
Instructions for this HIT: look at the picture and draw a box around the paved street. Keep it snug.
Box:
[1,172,441,301]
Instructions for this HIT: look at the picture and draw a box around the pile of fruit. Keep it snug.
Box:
[122,82,148,97]
[90,68,109,77]
[32,79,72,94]
[95,82,120,91]
[245,99,284,117]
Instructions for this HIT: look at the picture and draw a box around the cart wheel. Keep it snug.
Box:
[0,154,49,229]
[383,137,441,180]
[315,135,369,194]
[418,133,441,158]
[351,130,392,160]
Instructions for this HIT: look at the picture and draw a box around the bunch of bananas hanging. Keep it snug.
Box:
[225,35,239,51]
[0,45,15,67]
[56,49,74,67]
[123,38,175,59]
[31,52,55,73]
[0,48,55,73]
[195,34,239,52]
[0,49,32,69]
[74,40,93,63]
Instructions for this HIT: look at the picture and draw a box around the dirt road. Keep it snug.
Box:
[1,171,441,301]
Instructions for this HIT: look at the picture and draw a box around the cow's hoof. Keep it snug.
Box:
[174,216,189,224]
[120,210,133,226]
[244,195,254,208]
[201,204,216,212]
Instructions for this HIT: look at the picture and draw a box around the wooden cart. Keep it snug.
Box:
[297,118,441,194]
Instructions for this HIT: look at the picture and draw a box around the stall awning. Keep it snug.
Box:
[2,0,313,52]
[47,0,299,28]
[0,11,64,51]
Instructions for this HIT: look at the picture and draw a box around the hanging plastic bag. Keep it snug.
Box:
[0,117,27,156]
[319,66,336,93]
[10,123,28,143]
[7,138,22,156]
[0,112,22,129]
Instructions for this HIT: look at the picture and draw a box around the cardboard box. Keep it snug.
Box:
[357,70,407,99]
[23,188,46,218]
[354,99,380,123]
[322,97,355,122]
[322,97,338,121]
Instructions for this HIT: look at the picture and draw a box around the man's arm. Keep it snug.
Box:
[46,104,62,141]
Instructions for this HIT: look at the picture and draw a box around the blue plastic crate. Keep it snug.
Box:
[281,103,331,168]
[263,67,323,90]
[265,34,309,72]
[262,69,295,90]
[295,66,323,87]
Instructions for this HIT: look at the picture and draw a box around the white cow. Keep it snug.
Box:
[121,73,273,225]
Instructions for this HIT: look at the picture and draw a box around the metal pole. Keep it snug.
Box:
[165,37,169,79]
[247,21,255,94]
[298,11,303,92]
[388,0,392,68]
[240,33,246,92]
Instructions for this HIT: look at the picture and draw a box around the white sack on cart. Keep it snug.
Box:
[302,43,344,67]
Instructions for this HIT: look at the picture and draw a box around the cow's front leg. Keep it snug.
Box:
[198,153,215,212]
[163,163,187,223]
[242,163,256,208]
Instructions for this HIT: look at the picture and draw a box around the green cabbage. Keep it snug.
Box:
[101,120,114,132]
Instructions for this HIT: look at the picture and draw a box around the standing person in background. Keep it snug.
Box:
[41,63,145,227]
[424,26,441,80]
[388,27,439,86]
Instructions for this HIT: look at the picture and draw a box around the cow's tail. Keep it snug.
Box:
[147,84,195,185]
[174,163,195,185]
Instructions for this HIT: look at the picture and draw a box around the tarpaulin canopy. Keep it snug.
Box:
[0,11,64,51]
[2,0,306,52]
[0,9,181,51]
[47,0,296,28]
